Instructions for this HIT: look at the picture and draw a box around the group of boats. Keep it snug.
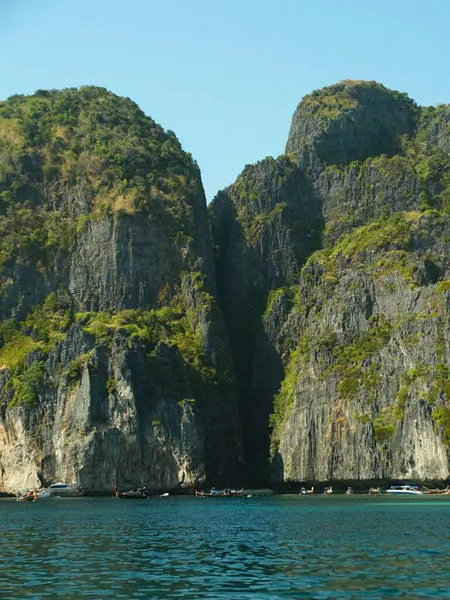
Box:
[112,484,450,498]
[17,483,168,501]
[194,487,244,498]
[16,482,450,501]
[298,485,450,496]
[114,487,173,499]
[113,487,246,499]
[16,482,83,502]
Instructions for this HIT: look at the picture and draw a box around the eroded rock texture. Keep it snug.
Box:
[0,87,241,493]
[3,80,450,492]
[210,80,450,484]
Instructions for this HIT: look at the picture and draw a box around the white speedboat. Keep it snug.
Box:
[386,485,423,496]
[48,482,84,497]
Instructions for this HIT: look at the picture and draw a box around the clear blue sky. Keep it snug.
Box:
[1,0,449,201]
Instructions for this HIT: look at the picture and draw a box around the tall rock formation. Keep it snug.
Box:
[211,80,450,484]
[3,80,450,490]
[209,157,323,479]
[286,80,417,172]
[0,87,242,493]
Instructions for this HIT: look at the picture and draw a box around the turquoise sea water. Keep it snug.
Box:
[1,495,450,599]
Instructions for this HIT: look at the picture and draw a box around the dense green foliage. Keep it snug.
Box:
[0,88,214,412]
[308,211,428,286]
[328,318,393,396]
[330,211,419,257]
[0,292,71,406]
[372,407,397,443]
[0,87,203,284]
[432,406,450,445]
[301,80,417,122]
[6,361,46,408]
[269,345,301,455]
[0,292,70,368]
[0,87,201,219]
[0,278,223,407]
[0,206,76,275]
[76,298,221,388]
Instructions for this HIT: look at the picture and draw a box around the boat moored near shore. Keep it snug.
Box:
[48,482,84,496]
[195,488,244,498]
[114,487,147,499]
[386,485,423,496]
[425,486,450,495]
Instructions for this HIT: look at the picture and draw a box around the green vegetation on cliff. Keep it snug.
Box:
[301,80,415,122]
[286,80,417,167]
[76,299,221,387]
[0,88,219,411]
[0,87,202,238]
[307,210,443,288]
[3,79,450,485]
[0,292,71,406]
[0,292,70,369]
[0,272,224,408]
[0,206,76,275]
[269,345,302,456]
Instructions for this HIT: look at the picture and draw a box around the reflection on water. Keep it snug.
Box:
[1,496,450,599]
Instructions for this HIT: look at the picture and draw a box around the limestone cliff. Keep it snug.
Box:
[0,87,242,493]
[4,80,450,490]
[285,80,417,172]
[267,210,450,482]
[210,80,450,484]
[209,157,322,478]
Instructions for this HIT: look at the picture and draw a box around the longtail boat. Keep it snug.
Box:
[114,486,148,499]
[16,492,35,502]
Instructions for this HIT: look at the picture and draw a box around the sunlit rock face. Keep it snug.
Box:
[211,81,450,485]
[3,81,450,492]
[0,87,242,493]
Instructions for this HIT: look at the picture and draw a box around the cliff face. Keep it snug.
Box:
[210,80,450,484]
[267,211,450,482]
[419,104,450,155]
[285,80,417,171]
[3,81,450,491]
[0,88,241,493]
[209,157,323,478]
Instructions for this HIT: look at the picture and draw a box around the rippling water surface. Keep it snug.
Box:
[2,495,450,599]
